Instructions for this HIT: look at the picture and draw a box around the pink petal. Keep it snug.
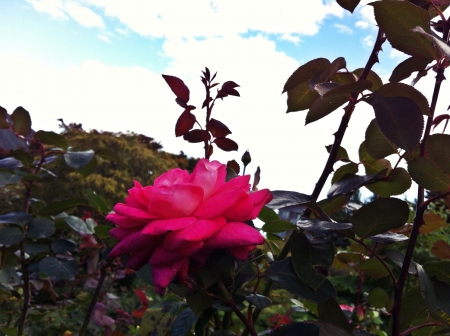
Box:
[249,189,273,218]
[190,159,226,199]
[147,183,203,218]
[164,217,226,247]
[113,203,157,221]
[221,192,254,221]
[141,217,197,235]
[127,249,153,270]
[203,222,265,249]
[109,232,161,259]
[150,241,203,265]
[213,175,250,195]
[153,168,190,188]
[190,248,213,267]
[106,213,147,228]
[109,227,140,239]
[152,258,188,296]
[193,189,242,219]
[128,184,152,208]
[228,245,255,260]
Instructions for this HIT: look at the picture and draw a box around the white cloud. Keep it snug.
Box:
[390,49,408,62]
[354,1,376,30]
[27,0,105,28]
[355,21,369,29]
[97,34,110,42]
[363,35,374,47]
[115,27,128,35]
[334,23,352,34]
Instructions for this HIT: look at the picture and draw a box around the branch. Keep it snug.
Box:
[400,322,443,336]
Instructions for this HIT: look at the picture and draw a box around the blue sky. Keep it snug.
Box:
[1,0,444,199]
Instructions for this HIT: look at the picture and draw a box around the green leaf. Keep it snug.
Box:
[386,249,418,275]
[24,242,49,255]
[306,80,372,124]
[0,226,25,246]
[426,134,450,174]
[87,189,110,213]
[417,264,437,312]
[27,218,55,239]
[432,279,450,315]
[284,58,331,112]
[423,261,450,286]
[365,119,398,159]
[265,257,336,303]
[365,167,412,197]
[353,69,383,92]
[336,0,360,13]
[0,171,21,187]
[34,131,68,150]
[311,57,347,89]
[408,157,450,191]
[367,287,390,308]
[94,225,111,238]
[325,144,351,162]
[141,301,181,336]
[79,156,98,178]
[262,220,296,233]
[318,298,353,334]
[64,216,94,234]
[245,294,272,310]
[11,150,34,167]
[317,195,351,216]
[186,289,215,315]
[411,26,450,60]
[258,207,279,222]
[332,163,359,184]
[64,150,95,169]
[371,94,424,153]
[352,198,409,239]
[38,198,88,216]
[291,232,326,290]
[266,190,313,209]
[327,171,386,199]
[399,287,427,332]
[38,256,77,281]
[171,308,197,336]
[50,239,77,254]
[0,212,31,225]
[296,219,352,235]
[10,106,32,136]
[359,258,390,279]
[375,82,430,116]
[389,56,432,83]
[336,252,363,264]
[371,1,438,59]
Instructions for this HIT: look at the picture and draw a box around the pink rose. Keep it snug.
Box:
[107,159,272,295]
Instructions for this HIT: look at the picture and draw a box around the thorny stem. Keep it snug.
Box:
[79,260,112,336]
[243,28,387,336]
[391,62,446,336]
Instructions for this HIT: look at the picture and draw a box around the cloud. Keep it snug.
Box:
[29,0,344,41]
[97,34,110,42]
[334,23,352,34]
[362,35,374,47]
[27,0,105,28]
[390,49,408,62]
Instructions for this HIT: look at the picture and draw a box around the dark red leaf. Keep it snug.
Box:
[162,74,190,103]
[210,83,219,88]
[207,144,213,158]
[227,160,240,174]
[183,130,211,143]
[176,98,188,108]
[134,289,149,307]
[252,166,261,191]
[204,67,210,81]
[202,97,213,109]
[432,114,450,132]
[207,118,232,138]
[216,81,240,99]
[214,137,238,151]
[175,110,196,137]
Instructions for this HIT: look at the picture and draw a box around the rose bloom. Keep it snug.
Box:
[107,159,272,295]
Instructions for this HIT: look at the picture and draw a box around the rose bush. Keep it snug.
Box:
[107,158,272,294]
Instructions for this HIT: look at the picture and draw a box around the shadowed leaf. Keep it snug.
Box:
[183,130,211,143]
[426,134,450,174]
[368,232,408,244]
[175,110,196,137]
[0,226,25,246]
[365,168,412,197]
[11,106,32,136]
[162,74,190,103]
[39,257,77,281]
[336,0,360,13]
[386,249,418,274]
[353,68,383,91]
[64,150,95,169]
[245,294,272,310]
[408,157,450,191]
[35,131,68,150]
[296,219,352,235]
[389,56,432,83]
[365,119,398,159]
[266,190,313,209]
[207,118,232,138]
[327,170,386,199]
[318,298,353,334]
[213,137,238,151]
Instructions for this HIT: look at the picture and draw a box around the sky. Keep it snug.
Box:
[1,0,448,201]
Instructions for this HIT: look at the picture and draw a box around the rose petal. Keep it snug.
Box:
[203,222,264,249]
[193,189,242,218]
[106,213,147,228]
[190,159,226,199]
[109,227,140,240]
[249,189,273,218]
[164,217,226,247]
[152,258,188,295]
[109,232,161,259]
[228,245,255,260]
[113,203,157,220]
[141,217,198,235]
[213,175,250,195]
[221,192,254,221]
[127,249,153,270]
[153,168,190,188]
[147,183,203,218]
[150,241,203,265]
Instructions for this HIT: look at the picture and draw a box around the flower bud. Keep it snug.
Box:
[241,150,251,167]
